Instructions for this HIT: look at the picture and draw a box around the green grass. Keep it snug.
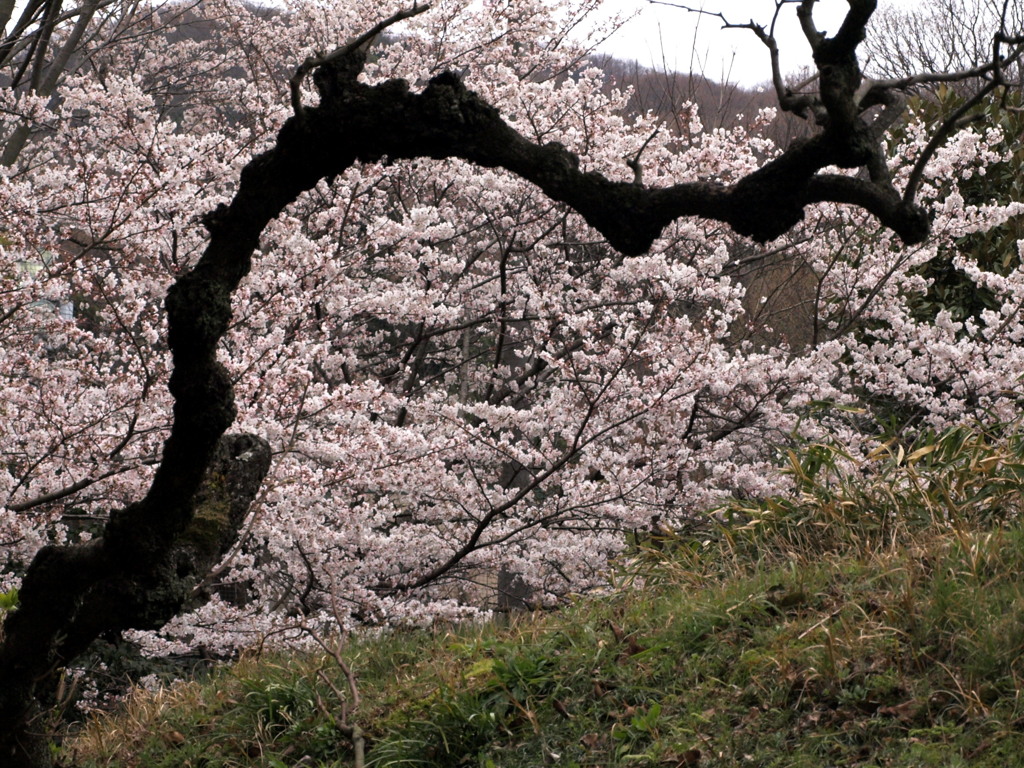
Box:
[64,423,1024,767]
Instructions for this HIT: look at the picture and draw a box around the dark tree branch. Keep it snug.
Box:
[902,79,1002,204]
[288,49,929,248]
[673,0,1021,208]
[896,12,1024,204]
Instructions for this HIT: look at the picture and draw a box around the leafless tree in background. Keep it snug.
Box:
[865,0,1024,87]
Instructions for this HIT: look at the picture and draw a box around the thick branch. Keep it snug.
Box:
[296,60,930,247]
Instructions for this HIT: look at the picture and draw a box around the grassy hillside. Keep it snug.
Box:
[64,424,1024,767]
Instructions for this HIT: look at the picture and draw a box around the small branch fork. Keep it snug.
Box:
[626,125,661,185]
[651,1,821,118]
[289,3,431,117]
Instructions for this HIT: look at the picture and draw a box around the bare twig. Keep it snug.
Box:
[625,124,661,185]
[7,458,158,513]
[902,21,1024,205]
[300,580,365,767]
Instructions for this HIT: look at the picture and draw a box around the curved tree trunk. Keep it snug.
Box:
[0,434,271,767]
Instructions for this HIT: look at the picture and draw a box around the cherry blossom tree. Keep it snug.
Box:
[0,0,1022,764]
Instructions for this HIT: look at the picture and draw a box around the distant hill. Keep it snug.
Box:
[588,53,815,146]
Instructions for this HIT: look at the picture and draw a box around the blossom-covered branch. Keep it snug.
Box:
[277,6,929,250]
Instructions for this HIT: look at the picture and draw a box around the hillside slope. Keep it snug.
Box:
[66,426,1024,767]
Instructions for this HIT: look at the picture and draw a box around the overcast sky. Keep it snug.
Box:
[588,0,926,86]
